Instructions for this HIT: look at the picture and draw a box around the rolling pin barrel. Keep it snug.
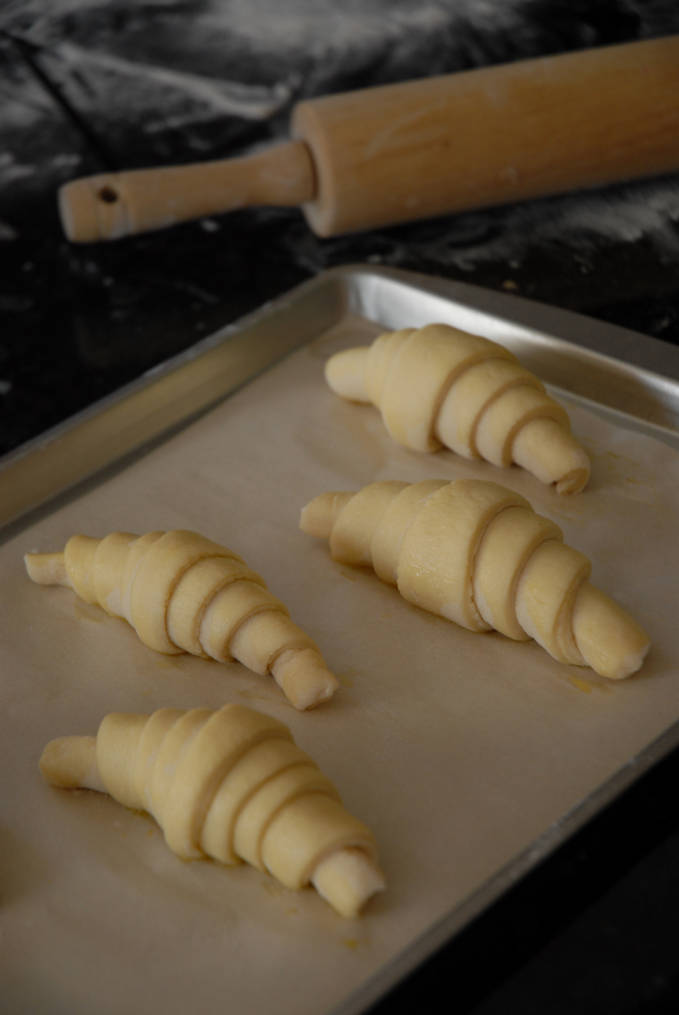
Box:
[59,35,679,242]
[293,33,679,235]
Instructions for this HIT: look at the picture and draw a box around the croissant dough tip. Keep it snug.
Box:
[40,735,104,791]
[609,640,650,681]
[271,648,339,710]
[313,847,385,918]
[555,466,590,496]
[324,347,370,402]
[24,550,68,587]
[299,493,352,540]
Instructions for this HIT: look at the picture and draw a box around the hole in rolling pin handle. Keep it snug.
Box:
[97,186,119,204]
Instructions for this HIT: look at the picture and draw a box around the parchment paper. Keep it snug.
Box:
[2,314,678,1015]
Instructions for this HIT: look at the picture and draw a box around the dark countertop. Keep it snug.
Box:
[2,2,679,1012]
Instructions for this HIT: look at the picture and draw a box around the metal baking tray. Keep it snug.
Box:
[3,264,679,531]
[2,265,679,1015]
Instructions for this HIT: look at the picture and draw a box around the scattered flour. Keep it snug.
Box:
[51,42,296,122]
[440,181,679,268]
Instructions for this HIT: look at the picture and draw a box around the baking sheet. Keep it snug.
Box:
[2,267,679,1015]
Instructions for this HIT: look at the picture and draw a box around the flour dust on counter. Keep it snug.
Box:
[3,0,678,158]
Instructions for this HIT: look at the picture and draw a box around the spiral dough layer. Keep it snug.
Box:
[24,529,338,710]
[300,479,649,679]
[39,703,384,917]
[325,323,591,494]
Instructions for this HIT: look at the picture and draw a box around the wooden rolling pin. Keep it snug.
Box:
[59,34,679,242]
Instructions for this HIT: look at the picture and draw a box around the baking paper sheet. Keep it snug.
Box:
[2,313,678,1015]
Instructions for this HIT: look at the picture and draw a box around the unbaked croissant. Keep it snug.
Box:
[325,323,590,495]
[39,703,384,918]
[300,479,649,680]
[24,529,337,710]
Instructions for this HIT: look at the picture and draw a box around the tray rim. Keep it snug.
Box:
[4,263,679,1015]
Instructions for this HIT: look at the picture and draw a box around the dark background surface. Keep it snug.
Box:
[2,2,679,1012]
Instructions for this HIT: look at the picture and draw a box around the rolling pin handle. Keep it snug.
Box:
[59,174,129,243]
[58,140,316,243]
